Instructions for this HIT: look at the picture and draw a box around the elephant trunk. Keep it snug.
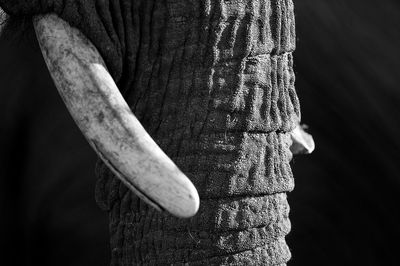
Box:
[95,0,299,264]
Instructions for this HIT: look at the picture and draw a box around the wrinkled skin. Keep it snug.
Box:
[1,0,299,265]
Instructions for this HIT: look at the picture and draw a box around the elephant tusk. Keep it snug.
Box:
[33,14,199,218]
[290,124,315,155]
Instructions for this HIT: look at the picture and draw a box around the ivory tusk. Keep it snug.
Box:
[33,14,199,218]
[290,124,315,155]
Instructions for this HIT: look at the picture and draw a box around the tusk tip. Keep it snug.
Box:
[171,180,200,219]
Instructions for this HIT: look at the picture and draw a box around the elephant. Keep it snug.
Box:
[0,0,308,265]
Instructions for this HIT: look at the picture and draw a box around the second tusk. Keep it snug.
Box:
[290,124,315,155]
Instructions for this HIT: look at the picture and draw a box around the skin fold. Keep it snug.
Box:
[0,0,300,265]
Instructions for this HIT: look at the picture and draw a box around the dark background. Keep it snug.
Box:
[1,0,399,265]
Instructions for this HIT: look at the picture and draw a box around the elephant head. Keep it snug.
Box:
[0,0,312,264]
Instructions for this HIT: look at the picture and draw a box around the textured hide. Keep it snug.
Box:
[93,1,300,265]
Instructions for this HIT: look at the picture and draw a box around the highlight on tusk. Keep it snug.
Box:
[290,124,315,155]
[33,14,199,218]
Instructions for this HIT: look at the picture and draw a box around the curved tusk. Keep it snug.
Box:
[33,14,199,218]
[290,124,315,155]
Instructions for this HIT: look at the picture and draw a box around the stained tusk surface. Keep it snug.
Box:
[33,14,199,218]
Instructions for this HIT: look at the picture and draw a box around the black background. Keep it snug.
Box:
[1,0,399,265]
[289,1,400,265]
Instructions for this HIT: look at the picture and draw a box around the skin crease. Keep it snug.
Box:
[1,0,398,265]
